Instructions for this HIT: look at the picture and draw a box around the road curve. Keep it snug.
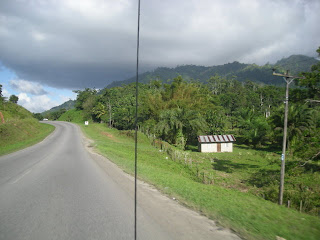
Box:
[0,121,240,240]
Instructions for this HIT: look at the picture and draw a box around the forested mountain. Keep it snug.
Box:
[42,99,75,115]
[275,54,319,74]
[107,55,318,88]
[48,54,317,119]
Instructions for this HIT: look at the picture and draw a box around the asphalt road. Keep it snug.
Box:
[0,121,240,240]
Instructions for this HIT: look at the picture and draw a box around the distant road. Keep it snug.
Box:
[0,121,240,240]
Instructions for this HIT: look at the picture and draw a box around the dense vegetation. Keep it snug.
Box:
[0,86,54,155]
[61,48,320,216]
[74,75,319,160]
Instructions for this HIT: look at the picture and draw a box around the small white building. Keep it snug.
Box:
[198,135,236,153]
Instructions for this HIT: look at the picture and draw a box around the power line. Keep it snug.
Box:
[134,0,141,239]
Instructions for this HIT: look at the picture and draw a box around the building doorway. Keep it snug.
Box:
[217,143,221,152]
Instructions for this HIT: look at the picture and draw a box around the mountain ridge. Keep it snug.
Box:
[44,54,318,113]
[107,54,318,88]
[41,99,75,115]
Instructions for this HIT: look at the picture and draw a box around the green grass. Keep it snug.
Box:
[183,145,280,188]
[191,146,320,215]
[0,101,34,120]
[0,101,55,156]
[58,109,85,123]
[0,119,55,156]
[80,123,320,240]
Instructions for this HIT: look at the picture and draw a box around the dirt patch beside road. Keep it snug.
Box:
[101,131,120,142]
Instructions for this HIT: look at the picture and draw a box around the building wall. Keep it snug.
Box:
[200,143,233,152]
[221,143,233,152]
[200,143,217,152]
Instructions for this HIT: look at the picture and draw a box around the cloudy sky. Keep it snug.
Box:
[0,0,319,112]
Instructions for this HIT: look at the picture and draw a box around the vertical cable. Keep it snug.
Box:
[134,0,141,239]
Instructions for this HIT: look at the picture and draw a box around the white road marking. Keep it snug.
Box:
[11,169,32,184]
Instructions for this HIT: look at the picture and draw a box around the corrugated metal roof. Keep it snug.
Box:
[198,135,236,143]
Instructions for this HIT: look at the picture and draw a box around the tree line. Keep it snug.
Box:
[72,46,319,165]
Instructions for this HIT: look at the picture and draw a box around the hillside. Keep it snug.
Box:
[275,54,319,74]
[107,55,318,88]
[1,100,34,120]
[42,99,75,115]
[0,101,54,156]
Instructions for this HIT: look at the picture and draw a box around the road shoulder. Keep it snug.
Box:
[81,130,241,240]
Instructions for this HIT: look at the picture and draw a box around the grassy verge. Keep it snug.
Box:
[80,123,320,240]
[180,144,320,216]
[0,119,55,156]
[58,109,85,123]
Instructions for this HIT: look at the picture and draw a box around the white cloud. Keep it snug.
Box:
[2,88,10,98]
[58,94,74,103]
[18,92,31,104]
[18,93,57,113]
[3,76,76,112]
[10,79,48,95]
[16,89,76,113]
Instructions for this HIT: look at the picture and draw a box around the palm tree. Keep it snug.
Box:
[92,102,107,122]
[237,108,271,147]
[156,108,184,146]
[271,103,314,152]
[156,108,207,149]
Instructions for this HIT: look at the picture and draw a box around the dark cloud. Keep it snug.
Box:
[0,0,319,90]
[10,79,48,95]
[8,61,136,89]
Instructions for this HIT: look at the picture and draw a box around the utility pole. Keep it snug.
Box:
[272,69,304,205]
[108,100,112,128]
